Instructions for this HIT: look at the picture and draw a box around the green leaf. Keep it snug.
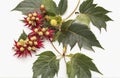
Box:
[18,31,27,41]
[58,0,68,15]
[61,20,74,31]
[41,0,58,15]
[12,0,42,15]
[32,51,59,78]
[58,23,103,51]
[76,14,90,27]
[67,53,102,78]
[53,20,74,42]
[53,31,62,41]
[79,0,112,30]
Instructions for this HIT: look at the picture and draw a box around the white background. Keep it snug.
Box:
[0,0,120,78]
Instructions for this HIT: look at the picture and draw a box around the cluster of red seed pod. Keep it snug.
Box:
[13,5,55,57]
[24,12,44,29]
[14,35,43,57]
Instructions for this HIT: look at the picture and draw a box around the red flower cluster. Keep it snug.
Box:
[24,12,44,29]
[32,27,55,39]
[13,10,55,57]
[14,35,43,57]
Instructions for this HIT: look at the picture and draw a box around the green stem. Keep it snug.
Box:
[65,0,81,20]
[49,39,62,55]
[63,45,67,56]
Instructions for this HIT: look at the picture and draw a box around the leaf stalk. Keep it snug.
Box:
[49,39,62,55]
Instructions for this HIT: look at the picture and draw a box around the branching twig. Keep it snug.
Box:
[49,39,62,55]
[65,0,81,20]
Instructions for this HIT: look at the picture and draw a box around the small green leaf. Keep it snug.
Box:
[32,51,59,78]
[79,0,112,30]
[76,14,90,27]
[41,0,58,15]
[67,53,102,78]
[58,0,68,15]
[12,0,42,15]
[58,23,103,51]
[18,31,27,41]
[61,20,74,31]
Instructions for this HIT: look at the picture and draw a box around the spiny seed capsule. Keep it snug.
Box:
[17,42,21,46]
[45,31,50,35]
[34,41,38,45]
[28,21,32,24]
[31,16,36,20]
[20,47,24,51]
[27,46,32,51]
[33,12,37,17]
[41,28,46,32]
[31,36,37,41]
[26,17,30,21]
[28,14,32,17]
[36,18,39,21]
[19,39,25,46]
[19,39,24,42]
[29,41,33,45]
[40,4,45,11]
[34,28,38,32]
[38,31,43,36]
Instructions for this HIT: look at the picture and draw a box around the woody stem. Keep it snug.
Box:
[49,39,62,55]
[65,0,81,20]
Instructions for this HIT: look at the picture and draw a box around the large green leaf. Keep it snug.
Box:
[53,31,62,41]
[79,0,112,30]
[58,23,103,51]
[67,53,102,78]
[12,0,42,15]
[76,14,90,26]
[32,51,59,78]
[41,0,58,15]
[53,20,74,42]
[18,31,27,41]
[61,20,74,31]
[58,0,68,15]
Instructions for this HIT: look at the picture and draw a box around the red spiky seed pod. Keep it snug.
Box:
[14,39,32,57]
[40,5,45,10]
[44,29,55,39]
[13,34,43,57]
[24,12,44,29]
[32,27,55,39]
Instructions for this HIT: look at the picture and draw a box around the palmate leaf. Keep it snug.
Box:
[61,20,74,31]
[41,0,58,15]
[76,14,90,26]
[79,0,112,30]
[18,31,27,41]
[67,53,102,78]
[12,0,42,15]
[12,0,58,15]
[32,51,59,78]
[58,0,68,15]
[58,23,103,51]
